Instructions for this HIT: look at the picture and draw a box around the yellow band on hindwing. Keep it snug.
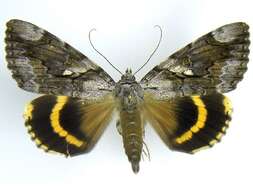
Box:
[50,96,84,147]
[24,101,51,153]
[223,96,233,116]
[23,103,34,120]
[175,96,207,144]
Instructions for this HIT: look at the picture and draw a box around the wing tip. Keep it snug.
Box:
[222,22,249,30]
[6,19,28,26]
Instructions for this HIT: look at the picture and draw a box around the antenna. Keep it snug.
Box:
[133,25,163,75]
[89,29,123,75]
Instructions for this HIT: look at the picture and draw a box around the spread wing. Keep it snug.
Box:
[24,95,115,156]
[141,22,250,100]
[143,93,232,154]
[5,19,115,100]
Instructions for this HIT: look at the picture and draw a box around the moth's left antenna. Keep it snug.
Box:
[89,29,123,75]
[133,25,162,75]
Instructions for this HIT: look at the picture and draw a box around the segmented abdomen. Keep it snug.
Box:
[120,109,143,173]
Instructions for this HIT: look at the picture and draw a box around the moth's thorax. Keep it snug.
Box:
[114,69,144,111]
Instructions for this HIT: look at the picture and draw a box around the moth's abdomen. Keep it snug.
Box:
[120,109,143,173]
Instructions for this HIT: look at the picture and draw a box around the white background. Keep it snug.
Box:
[0,0,253,189]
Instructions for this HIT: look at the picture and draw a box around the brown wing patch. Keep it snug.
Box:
[79,97,115,151]
[143,94,177,147]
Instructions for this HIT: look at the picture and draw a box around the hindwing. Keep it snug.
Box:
[24,95,115,156]
[144,93,232,153]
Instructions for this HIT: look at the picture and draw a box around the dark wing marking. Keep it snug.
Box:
[141,22,250,99]
[5,19,115,100]
[144,93,232,154]
[24,95,115,156]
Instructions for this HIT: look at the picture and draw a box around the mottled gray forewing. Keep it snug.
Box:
[141,22,250,99]
[5,19,115,100]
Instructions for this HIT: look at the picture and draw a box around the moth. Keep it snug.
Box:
[5,19,250,173]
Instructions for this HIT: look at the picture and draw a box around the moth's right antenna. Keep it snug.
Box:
[133,25,162,75]
[89,29,123,75]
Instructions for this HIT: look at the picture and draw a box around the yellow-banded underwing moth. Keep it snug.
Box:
[5,19,249,173]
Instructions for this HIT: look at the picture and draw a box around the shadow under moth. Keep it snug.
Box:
[5,19,250,173]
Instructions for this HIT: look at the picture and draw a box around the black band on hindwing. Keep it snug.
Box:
[170,93,232,153]
[24,95,88,156]
[174,97,198,136]
[59,98,89,143]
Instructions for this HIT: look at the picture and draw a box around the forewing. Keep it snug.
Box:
[24,95,115,156]
[141,22,250,99]
[5,19,115,100]
[143,93,232,154]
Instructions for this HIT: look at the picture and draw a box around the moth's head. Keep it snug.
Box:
[120,68,135,81]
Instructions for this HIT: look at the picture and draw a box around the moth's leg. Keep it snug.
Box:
[141,140,151,161]
[116,119,122,135]
[142,121,146,137]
